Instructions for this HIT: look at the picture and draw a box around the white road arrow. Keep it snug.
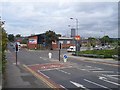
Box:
[99,76,107,80]
[70,81,86,89]
[99,76,120,86]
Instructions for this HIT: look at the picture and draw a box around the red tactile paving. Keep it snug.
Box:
[27,63,70,72]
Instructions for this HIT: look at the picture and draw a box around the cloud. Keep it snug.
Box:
[1,1,118,38]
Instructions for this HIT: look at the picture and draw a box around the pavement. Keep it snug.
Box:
[2,51,51,89]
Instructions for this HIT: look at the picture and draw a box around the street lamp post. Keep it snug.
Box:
[70,18,78,36]
[70,18,80,56]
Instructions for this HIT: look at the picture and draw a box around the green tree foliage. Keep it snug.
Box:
[88,37,97,47]
[100,35,110,45]
[0,28,7,72]
[21,38,28,44]
[8,34,14,42]
[15,34,21,37]
[118,40,120,46]
[45,30,58,50]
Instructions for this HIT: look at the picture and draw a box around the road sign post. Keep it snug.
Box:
[75,35,80,56]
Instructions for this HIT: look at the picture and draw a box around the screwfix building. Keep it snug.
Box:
[27,34,46,49]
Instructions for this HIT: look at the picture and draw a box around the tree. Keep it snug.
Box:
[0,26,7,73]
[45,30,58,50]
[88,37,97,47]
[15,34,21,37]
[8,34,14,42]
[21,38,28,44]
[100,35,110,46]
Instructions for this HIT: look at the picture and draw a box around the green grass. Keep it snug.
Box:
[77,48,118,58]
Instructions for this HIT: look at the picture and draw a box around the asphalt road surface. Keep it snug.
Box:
[6,44,119,90]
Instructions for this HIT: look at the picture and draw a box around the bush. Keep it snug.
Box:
[77,49,118,59]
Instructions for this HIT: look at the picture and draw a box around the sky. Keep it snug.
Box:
[0,0,119,38]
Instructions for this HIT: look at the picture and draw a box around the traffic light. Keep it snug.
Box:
[60,43,62,49]
[16,43,18,51]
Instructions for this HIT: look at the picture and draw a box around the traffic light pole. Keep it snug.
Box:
[15,43,18,65]
[59,43,61,61]
[59,49,60,61]
[16,51,17,65]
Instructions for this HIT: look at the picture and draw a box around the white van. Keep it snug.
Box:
[67,46,76,52]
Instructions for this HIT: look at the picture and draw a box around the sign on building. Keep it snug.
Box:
[29,39,37,44]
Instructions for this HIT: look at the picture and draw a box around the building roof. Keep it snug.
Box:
[28,33,45,38]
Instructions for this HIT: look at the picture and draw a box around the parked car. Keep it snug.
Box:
[94,45,103,50]
[67,46,76,52]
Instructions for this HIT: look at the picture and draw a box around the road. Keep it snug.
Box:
[6,44,119,90]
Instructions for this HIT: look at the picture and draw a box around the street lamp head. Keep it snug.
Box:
[70,18,73,19]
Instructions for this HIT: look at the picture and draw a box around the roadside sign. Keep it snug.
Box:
[75,35,80,41]
[63,54,68,62]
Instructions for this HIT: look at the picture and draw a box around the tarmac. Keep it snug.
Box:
[2,52,119,89]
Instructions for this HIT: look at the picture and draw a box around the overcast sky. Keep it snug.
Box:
[0,0,119,38]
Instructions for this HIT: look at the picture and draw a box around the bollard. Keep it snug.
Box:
[63,54,67,62]
[64,58,67,62]
[48,52,52,59]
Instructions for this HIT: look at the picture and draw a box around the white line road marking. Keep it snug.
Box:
[40,57,42,58]
[102,74,119,80]
[88,68,103,71]
[57,69,71,75]
[60,85,66,89]
[38,70,50,78]
[94,67,103,70]
[108,75,120,77]
[99,76,120,86]
[70,81,86,89]
[80,69,89,71]
[77,68,103,71]
[13,62,20,65]
[92,71,114,73]
[84,79,109,89]
[86,65,92,68]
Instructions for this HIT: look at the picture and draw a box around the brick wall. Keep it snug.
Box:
[27,36,38,49]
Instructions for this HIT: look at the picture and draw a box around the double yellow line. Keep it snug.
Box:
[23,64,63,90]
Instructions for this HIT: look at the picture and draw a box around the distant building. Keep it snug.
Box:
[71,28,76,37]
[27,33,75,50]
[27,34,46,49]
